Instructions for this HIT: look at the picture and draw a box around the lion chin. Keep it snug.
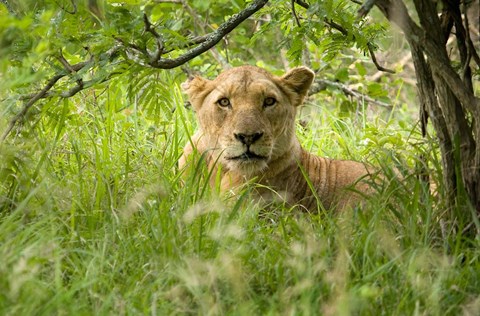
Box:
[222,143,272,176]
[223,153,269,176]
[179,65,374,212]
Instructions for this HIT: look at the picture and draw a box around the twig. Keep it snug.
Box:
[309,78,393,108]
[461,3,473,93]
[58,51,85,97]
[369,51,411,82]
[58,51,79,73]
[19,74,115,100]
[463,4,480,69]
[291,0,301,27]
[113,36,147,54]
[60,81,84,97]
[294,0,350,37]
[367,44,395,73]
[2,1,269,141]
[120,0,268,69]
[1,0,15,14]
[0,47,115,142]
[357,0,377,18]
[375,0,480,118]
[54,0,77,14]
[1,74,64,142]
[152,0,182,3]
[143,13,165,63]
[294,0,309,9]
[147,0,269,69]
[178,0,230,68]
[294,0,394,73]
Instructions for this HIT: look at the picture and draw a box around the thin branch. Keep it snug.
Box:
[143,13,165,63]
[1,0,15,15]
[309,78,393,108]
[369,51,412,82]
[58,51,85,97]
[2,1,269,141]
[178,0,230,68]
[54,0,77,14]
[294,0,309,9]
[294,0,394,73]
[60,80,84,97]
[291,0,301,27]
[146,0,269,69]
[375,0,480,117]
[113,36,147,54]
[152,0,182,3]
[120,0,268,68]
[463,3,480,69]
[294,1,349,36]
[367,44,395,73]
[58,51,79,73]
[19,73,117,101]
[1,73,64,142]
[357,0,377,18]
[1,48,114,142]
[461,3,473,93]
[324,19,348,35]
[113,8,213,56]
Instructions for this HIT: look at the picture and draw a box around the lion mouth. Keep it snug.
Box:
[227,151,267,161]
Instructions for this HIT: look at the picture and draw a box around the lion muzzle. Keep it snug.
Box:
[234,132,264,146]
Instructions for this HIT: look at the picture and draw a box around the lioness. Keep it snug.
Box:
[179,66,372,211]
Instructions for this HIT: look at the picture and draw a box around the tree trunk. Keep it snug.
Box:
[374,0,480,218]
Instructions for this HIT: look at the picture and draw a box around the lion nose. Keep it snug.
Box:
[234,132,264,146]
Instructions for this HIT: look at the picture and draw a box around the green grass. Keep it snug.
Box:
[1,79,480,315]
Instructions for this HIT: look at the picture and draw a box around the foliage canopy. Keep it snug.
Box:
[0,0,390,130]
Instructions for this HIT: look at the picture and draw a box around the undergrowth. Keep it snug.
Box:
[1,76,479,315]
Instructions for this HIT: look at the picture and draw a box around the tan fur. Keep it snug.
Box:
[180,66,372,211]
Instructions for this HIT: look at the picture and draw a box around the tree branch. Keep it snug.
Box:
[291,0,301,27]
[1,73,64,142]
[143,13,165,64]
[357,0,377,18]
[309,78,393,108]
[1,48,116,142]
[146,0,269,69]
[178,0,230,68]
[1,1,269,141]
[367,44,395,73]
[1,0,15,15]
[293,0,309,9]
[462,3,480,71]
[372,0,480,212]
[375,0,480,118]
[294,0,394,73]
[55,0,77,14]
[152,0,182,3]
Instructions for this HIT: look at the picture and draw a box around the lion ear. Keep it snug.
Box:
[281,67,315,105]
[181,76,211,109]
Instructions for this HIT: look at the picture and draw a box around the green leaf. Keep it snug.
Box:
[335,67,349,82]
[355,62,367,76]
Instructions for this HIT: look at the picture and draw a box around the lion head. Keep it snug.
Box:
[183,66,314,177]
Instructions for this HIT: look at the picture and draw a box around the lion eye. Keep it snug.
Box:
[263,97,277,107]
[217,98,231,108]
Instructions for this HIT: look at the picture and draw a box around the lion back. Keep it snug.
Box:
[289,149,371,211]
